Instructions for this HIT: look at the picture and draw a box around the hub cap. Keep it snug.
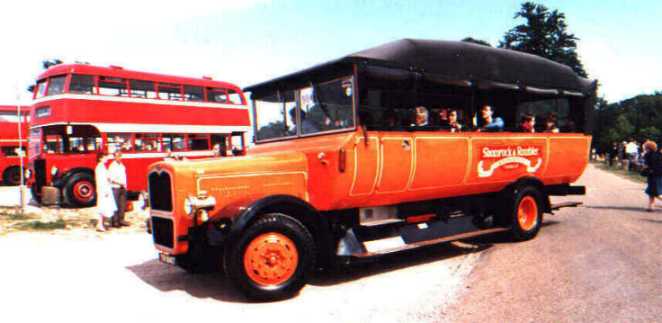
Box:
[73,180,95,202]
[243,232,299,287]
[517,196,538,231]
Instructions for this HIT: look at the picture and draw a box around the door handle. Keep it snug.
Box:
[402,139,411,151]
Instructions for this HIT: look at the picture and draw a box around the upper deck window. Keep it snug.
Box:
[70,74,95,94]
[35,80,48,99]
[46,76,66,96]
[99,76,129,96]
[207,88,228,103]
[158,83,183,100]
[130,80,157,99]
[184,86,204,102]
[228,89,244,105]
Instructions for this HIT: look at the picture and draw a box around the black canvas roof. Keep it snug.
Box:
[245,39,595,96]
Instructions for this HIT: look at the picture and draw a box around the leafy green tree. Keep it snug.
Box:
[461,37,492,47]
[499,2,587,77]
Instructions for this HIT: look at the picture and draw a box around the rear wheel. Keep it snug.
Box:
[226,213,315,301]
[509,186,543,241]
[63,172,96,207]
[3,167,21,186]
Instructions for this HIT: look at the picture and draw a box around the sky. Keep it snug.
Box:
[1,0,661,104]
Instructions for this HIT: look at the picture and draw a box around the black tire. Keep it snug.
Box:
[63,172,96,208]
[3,167,21,186]
[508,186,544,241]
[226,213,315,301]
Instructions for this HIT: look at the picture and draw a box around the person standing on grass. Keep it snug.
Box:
[108,151,129,227]
[642,140,662,211]
[94,153,115,232]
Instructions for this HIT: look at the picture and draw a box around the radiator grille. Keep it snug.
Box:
[148,171,172,211]
[151,217,174,248]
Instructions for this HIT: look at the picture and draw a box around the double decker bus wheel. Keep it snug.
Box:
[3,166,21,186]
[63,172,96,207]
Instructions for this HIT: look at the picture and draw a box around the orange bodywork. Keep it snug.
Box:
[153,128,590,255]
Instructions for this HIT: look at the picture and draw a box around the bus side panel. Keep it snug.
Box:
[544,135,591,184]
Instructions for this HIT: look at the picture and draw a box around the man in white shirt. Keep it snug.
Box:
[108,151,129,227]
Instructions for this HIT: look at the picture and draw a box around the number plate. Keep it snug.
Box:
[159,253,176,265]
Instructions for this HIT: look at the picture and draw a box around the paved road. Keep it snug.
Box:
[445,165,662,322]
[0,165,659,323]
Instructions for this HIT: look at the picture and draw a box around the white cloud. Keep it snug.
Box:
[579,38,662,102]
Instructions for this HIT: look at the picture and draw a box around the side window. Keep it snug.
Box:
[228,89,243,105]
[158,83,183,100]
[517,98,570,132]
[46,76,66,96]
[162,134,185,151]
[70,74,94,94]
[187,134,209,150]
[1,146,20,157]
[107,133,133,152]
[35,80,48,99]
[299,77,355,135]
[207,88,228,103]
[130,80,157,99]
[184,86,204,101]
[99,76,129,96]
[135,134,161,152]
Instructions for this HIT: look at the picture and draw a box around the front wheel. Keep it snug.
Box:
[63,172,96,208]
[226,213,315,301]
[509,186,544,241]
[3,167,22,186]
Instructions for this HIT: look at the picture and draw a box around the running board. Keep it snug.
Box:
[551,201,582,210]
[345,227,509,258]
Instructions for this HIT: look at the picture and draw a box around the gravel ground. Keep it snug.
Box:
[0,164,658,323]
[444,164,662,322]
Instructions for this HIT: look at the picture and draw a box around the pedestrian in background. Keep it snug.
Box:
[109,151,129,227]
[94,153,115,232]
[642,140,662,212]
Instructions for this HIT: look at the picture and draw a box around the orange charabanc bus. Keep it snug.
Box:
[147,39,597,300]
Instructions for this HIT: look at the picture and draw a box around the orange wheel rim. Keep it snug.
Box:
[243,232,299,287]
[517,196,538,231]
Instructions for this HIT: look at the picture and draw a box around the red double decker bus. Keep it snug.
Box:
[27,64,250,207]
[0,105,29,186]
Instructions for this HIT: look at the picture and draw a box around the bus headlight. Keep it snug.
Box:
[50,166,58,176]
[25,169,31,179]
[184,191,216,218]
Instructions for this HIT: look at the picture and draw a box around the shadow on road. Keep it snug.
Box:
[640,218,662,224]
[126,241,491,303]
[584,205,651,213]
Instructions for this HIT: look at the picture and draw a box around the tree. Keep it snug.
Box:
[499,2,587,77]
[461,37,492,47]
[27,59,64,93]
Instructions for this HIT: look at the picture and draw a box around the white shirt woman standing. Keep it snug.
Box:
[95,153,116,231]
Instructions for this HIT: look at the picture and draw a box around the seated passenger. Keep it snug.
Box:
[519,113,535,133]
[289,108,320,134]
[411,106,429,127]
[478,105,504,132]
[448,109,463,133]
[437,107,450,127]
[382,109,399,128]
[543,113,560,133]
